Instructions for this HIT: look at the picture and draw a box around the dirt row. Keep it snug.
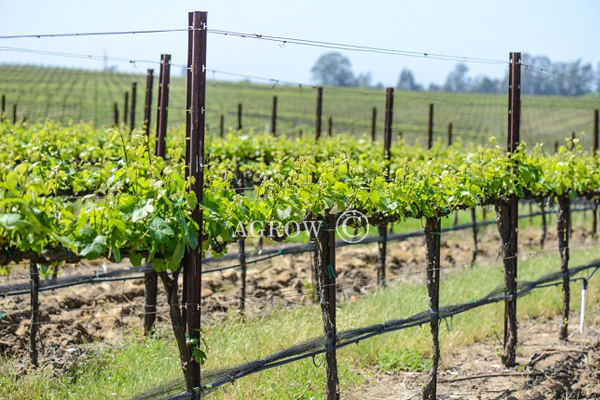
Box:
[348,315,600,399]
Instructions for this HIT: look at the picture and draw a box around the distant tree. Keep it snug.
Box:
[356,72,372,88]
[553,60,594,96]
[428,83,441,92]
[520,53,553,95]
[597,62,600,94]
[397,68,422,91]
[516,53,593,96]
[311,52,357,87]
[443,63,471,92]
[471,76,501,93]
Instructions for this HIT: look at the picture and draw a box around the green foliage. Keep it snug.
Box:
[1,122,599,276]
[377,347,432,372]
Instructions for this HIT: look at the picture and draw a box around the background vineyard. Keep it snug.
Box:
[2,64,599,149]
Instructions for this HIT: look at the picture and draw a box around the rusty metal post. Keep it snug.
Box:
[182,14,193,322]
[123,91,129,125]
[448,122,453,146]
[237,103,242,130]
[428,103,434,149]
[143,69,154,136]
[155,54,171,158]
[113,102,119,126]
[377,88,394,288]
[501,51,521,367]
[13,104,17,124]
[555,140,559,153]
[328,117,332,137]
[593,110,599,236]
[271,96,277,135]
[185,10,208,393]
[1,95,5,121]
[384,89,394,164]
[316,87,323,141]
[594,110,599,152]
[219,114,224,137]
[130,82,137,131]
[371,107,377,141]
[316,215,339,399]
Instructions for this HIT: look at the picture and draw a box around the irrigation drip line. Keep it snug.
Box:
[0,266,152,297]
[131,258,600,400]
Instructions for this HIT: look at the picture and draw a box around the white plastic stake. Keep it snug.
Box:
[579,280,587,334]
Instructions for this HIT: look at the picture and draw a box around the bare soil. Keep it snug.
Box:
[348,315,600,399]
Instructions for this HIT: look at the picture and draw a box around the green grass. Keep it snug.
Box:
[2,238,599,399]
[1,65,598,149]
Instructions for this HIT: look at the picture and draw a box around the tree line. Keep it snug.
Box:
[311,52,600,96]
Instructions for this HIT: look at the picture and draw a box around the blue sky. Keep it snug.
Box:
[0,0,598,87]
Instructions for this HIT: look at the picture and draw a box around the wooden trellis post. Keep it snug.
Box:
[371,107,377,141]
[113,102,119,126]
[557,196,570,340]
[427,103,434,149]
[377,87,393,287]
[422,217,441,400]
[496,51,521,367]
[316,87,323,141]
[593,110,599,236]
[271,96,277,136]
[130,82,137,131]
[143,69,154,136]
[471,207,478,264]
[219,114,224,137]
[237,103,242,130]
[540,199,547,248]
[155,54,171,158]
[316,215,339,400]
[123,91,129,125]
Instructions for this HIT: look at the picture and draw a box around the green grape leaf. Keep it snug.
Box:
[148,217,175,243]
[79,235,107,259]
[131,200,154,222]
[0,213,31,230]
[130,252,143,267]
